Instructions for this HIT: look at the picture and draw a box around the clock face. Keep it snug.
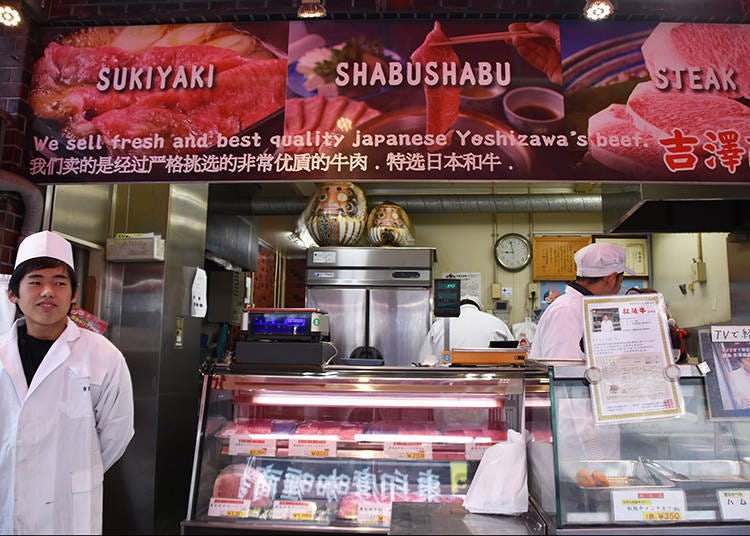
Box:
[494,233,532,271]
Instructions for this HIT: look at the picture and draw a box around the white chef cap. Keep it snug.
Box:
[14,231,75,271]
[574,242,634,277]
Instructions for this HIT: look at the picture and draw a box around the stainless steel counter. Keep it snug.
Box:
[389,502,542,535]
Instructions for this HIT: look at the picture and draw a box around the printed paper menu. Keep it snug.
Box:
[582,293,684,424]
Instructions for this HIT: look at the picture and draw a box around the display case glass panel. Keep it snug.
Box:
[526,364,750,532]
[184,365,531,533]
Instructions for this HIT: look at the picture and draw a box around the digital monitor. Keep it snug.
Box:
[434,278,461,318]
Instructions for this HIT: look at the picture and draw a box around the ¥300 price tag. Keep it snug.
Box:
[383,441,433,460]
[207,498,251,518]
[718,489,750,520]
[270,500,317,521]
[228,436,276,456]
[612,489,686,522]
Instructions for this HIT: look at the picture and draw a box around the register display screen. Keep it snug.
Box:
[249,313,311,340]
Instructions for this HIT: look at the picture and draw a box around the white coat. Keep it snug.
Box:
[418,303,513,364]
[0,318,134,535]
[528,284,585,360]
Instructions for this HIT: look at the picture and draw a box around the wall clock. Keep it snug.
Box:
[494,233,532,272]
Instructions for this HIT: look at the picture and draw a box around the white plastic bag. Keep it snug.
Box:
[462,429,528,515]
[512,317,537,351]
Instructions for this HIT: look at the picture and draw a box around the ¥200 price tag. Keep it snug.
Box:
[612,489,686,522]
[228,436,276,456]
[383,441,433,460]
[718,489,750,520]
[207,498,251,518]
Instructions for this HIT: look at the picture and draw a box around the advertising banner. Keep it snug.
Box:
[26,20,750,184]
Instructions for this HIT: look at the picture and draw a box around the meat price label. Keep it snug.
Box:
[383,441,433,460]
[357,501,392,525]
[288,438,337,457]
[207,498,251,518]
[270,500,317,521]
[228,436,276,456]
[464,442,491,460]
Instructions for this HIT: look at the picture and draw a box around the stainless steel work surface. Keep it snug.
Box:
[389,502,531,535]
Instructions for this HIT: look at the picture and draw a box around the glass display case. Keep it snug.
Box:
[181,364,534,534]
[526,364,750,534]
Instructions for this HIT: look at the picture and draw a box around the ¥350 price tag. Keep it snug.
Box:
[207,498,251,518]
[383,441,433,460]
[612,489,686,522]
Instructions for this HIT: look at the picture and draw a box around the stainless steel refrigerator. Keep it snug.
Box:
[305,247,435,367]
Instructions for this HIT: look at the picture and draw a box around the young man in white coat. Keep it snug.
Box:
[529,242,634,361]
[0,231,134,535]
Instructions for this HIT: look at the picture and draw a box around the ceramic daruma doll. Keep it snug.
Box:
[304,182,367,246]
[366,202,415,247]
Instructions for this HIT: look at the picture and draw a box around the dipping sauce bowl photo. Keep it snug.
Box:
[502,86,565,134]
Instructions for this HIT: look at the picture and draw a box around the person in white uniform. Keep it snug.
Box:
[418,294,513,365]
[728,352,750,409]
[529,242,634,361]
[0,231,134,535]
[599,313,614,332]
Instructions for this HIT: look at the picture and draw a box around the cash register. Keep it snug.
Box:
[234,308,334,367]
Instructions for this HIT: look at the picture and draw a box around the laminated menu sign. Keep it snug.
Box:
[582,293,684,424]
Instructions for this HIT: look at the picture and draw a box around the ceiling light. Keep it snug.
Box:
[0,5,21,27]
[297,0,327,19]
[583,0,614,21]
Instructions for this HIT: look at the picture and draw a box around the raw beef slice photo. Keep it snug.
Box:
[625,81,750,146]
[410,21,460,149]
[588,103,666,178]
[641,22,750,99]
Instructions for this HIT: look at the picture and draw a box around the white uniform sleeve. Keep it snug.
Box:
[94,351,134,472]
[418,321,441,365]
[530,304,585,360]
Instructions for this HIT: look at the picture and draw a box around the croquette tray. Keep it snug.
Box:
[561,460,675,490]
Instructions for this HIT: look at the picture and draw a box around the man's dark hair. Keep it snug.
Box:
[9,257,78,297]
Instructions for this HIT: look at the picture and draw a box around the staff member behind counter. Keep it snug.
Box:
[418,294,513,365]
[529,242,635,361]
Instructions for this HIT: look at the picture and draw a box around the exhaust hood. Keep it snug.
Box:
[602,183,750,234]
